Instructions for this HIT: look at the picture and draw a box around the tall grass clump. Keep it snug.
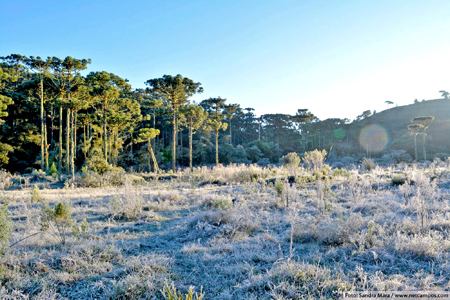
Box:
[161,281,204,300]
[110,178,143,220]
[412,172,438,233]
[0,203,11,258]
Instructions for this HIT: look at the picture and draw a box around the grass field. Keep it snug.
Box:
[0,161,449,299]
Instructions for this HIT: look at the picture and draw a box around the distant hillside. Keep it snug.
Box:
[357,98,450,157]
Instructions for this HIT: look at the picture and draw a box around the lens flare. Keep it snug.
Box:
[334,128,346,139]
[359,124,388,152]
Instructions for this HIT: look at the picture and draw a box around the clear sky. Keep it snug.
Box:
[1,0,450,120]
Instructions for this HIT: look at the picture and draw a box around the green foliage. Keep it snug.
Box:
[40,201,72,245]
[31,185,42,203]
[48,162,58,177]
[161,281,204,300]
[0,203,11,258]
[275,178,284,198]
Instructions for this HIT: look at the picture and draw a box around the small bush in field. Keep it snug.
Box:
[303,149,327,171]
[40,201,72,245]
[282,152,301,175]
[0,170,12,190]
[0,203,11,258]
[31,185,42,203]
[275,178,284,198]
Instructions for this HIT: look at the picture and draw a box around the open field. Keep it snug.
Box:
[1,161,450,299]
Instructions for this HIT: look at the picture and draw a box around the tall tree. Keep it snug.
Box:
[180,104,208,171]
[145,75,203,172]
[86,71,130,165]
[26,56,52,171]
[50,56,91,175]
[411,116,434,160]
[201,97,228,166]
[136,128,160,172]
[408,123,423,161]
[224,103,239,146]
[439,90,449,100]
[0,66,14,165]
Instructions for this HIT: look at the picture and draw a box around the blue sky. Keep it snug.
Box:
[1,0,450,120]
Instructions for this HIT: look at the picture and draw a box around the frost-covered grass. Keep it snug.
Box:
[1,162,450,299]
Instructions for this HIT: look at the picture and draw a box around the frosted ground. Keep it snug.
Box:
[0,160,450,299]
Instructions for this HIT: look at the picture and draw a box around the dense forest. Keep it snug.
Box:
[0,54,448,175]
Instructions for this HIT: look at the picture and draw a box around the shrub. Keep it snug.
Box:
[0,170,12,190]
[275,178,284,198]
[303,149,327,171]
[0,203,11,258]
[40,201,72,245]
[282,152,300,176]
[31,185,42,203]
[48,162,59,177]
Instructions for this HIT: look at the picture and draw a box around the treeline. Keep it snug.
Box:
[0,54,363,174]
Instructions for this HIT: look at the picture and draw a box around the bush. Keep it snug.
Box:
[31,185,42,203]
[303,149,327,171]
[0,204,11,258]
[0,170,12,190]
[282,152,300,175]
[275,178,284,198]
[40,201,72,245]
[48,162,59,177]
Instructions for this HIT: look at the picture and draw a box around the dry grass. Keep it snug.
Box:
[0,162,449,299]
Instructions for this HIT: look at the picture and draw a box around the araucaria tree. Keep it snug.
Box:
[408,123,423,161]
[26,56,52,171]
[50,56,91,176]
[180,104,208,171]
[137,128,160,172]
[145,75,203,172]
[86,71,131,165]
[411,116,434,160]
[201,97,228,166]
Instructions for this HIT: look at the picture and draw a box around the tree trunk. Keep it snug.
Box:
[83,124,87,160]
[44,114,49,171]
[189,123,193,172]
[422,133,427,161]
[215,129,219,166]
[59,105,63,172]
[71,110,75,182]
[50,104,54,149]
[414,134,418,161]
[103,98,108,162]
[40,78,45,171]
[172,110,176,172]
[229,118,232,145]
[149,141,159,173]
[66,107,70,174]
